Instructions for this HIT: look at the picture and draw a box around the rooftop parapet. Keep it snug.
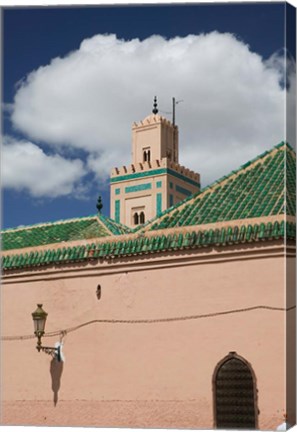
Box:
[161,158,200,182]
[111,157,200,182]
[132,114,176,129]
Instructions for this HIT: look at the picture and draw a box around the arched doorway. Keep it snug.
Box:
[213,352,258,429]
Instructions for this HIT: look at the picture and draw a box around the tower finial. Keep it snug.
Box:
[96,194,103,214]
[152,96,158,115]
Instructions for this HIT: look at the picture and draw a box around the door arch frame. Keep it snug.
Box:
[212,351,259,429]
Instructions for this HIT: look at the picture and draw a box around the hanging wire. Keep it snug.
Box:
[1,304,295,342]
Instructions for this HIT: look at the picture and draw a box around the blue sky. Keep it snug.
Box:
[2,3,295,229]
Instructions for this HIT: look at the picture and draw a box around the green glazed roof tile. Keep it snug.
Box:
[98,214,132,235]
[1,212,133,252]
[3,219,295,271]
[1,142,295,264]
[1,215,111,251]
[146,142,295,231]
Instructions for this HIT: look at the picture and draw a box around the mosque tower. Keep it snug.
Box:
[110,97,200,228]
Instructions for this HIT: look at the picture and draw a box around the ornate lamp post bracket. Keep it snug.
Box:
[31,304,64,362]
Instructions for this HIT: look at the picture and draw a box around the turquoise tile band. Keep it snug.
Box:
[176,185,192,196]
[115,200,120,223]
[111,168,200,188]
[125,183,152,193]
[156,193,162,215]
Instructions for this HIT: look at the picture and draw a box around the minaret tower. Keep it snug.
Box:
[110,97,200,228]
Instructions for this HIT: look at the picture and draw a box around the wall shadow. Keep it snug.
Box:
[50,357,64,406]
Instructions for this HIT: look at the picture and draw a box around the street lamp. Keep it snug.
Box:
[32,304,63,361]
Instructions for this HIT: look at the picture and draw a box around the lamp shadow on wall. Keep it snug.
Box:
[50,357,63,406]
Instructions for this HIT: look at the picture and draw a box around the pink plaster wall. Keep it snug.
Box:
[1,243,293,429]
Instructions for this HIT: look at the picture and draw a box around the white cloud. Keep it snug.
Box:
[287,75,296,148]
[285,56,296,148]
[2,103,14,113]
[11,32,290,187]
[2,137,86,197]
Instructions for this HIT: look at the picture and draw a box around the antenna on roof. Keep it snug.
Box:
[152,96,158,114]
[172,97,183,163]
[172,97,183,126]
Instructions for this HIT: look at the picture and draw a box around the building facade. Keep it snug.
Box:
[1,137,296,429]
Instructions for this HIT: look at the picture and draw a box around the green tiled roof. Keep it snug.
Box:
[1,142,295,260]
[98,214,132,235]
[2,220,295,271]
[1,215,111,251]
[147,142,295,231]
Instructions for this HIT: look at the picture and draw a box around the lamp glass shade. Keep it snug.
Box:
[32,304,48,334]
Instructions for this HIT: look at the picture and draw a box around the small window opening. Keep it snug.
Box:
[134,212,139,225]
[140,212,145,224]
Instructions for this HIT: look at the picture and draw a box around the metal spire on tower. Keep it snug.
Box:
[152,96,158,114]
[96,195,103,214]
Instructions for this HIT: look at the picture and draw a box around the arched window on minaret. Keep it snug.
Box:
[143,151,147,162]
[139,212,145,224]
[147,150,151,162]
[133,212,139,225]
